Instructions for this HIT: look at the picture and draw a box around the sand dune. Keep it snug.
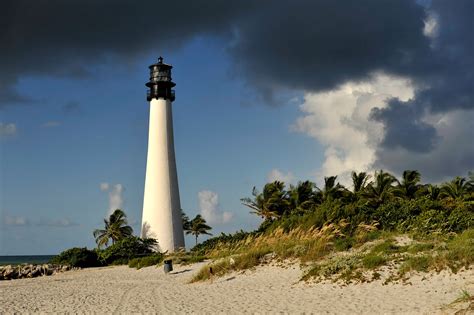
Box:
[0,262,473,314]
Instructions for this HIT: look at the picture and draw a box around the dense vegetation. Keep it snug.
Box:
[51,209,160,268]
[51,170,474,282]
[98,236,157,265]
[50,247,101,268]
[191,170,474,282]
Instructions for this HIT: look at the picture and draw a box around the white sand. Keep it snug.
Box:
[0,262,473,314]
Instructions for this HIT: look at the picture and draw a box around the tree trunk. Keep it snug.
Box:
[195,235,198,246]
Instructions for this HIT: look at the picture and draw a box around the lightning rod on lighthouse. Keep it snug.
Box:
[141,56,185,252]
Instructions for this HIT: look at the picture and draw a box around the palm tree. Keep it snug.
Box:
[348,171,370,202]
[93,209,133,248]
[181,209,191,231]
[315,176,346,203]
[393,170,421,199]
[288,181,316,214]
[186,214,212,245]
[467,171,474,192]
[425,184,441,200]
[241,181,290,220]
[440,176,470,200]
[363,170,397,207]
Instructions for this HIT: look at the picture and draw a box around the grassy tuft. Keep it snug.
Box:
[406,243,435,254]
[362,254,387,269]
[302,254,362,282]
[453,289,472,304]
[191,247,272,282]
[399,255,433,275]
[370,239,402,254]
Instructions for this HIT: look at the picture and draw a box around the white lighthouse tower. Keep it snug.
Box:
[141,57,185,252]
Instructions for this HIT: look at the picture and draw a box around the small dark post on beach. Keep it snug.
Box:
[164,259,173,273]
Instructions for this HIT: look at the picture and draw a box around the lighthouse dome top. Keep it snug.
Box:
[149,56,173,69]
[146,56,176,101]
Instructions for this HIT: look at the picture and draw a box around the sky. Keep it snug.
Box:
[1,0,473,255]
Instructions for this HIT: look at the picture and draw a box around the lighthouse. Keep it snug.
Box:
[141,57,185,252]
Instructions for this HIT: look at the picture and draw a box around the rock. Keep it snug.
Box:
[31,266,40,277]
[0,263,74,281]
[3,265,18,280]
[41,264,50,276]
[19,265,31,278]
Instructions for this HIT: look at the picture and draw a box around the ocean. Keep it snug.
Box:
[0,255,55,266]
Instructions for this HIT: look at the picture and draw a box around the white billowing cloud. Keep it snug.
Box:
[198,190,233,225]
[293,73,415,186]
[267,169,295,184]
[100,183,125,215]
[0,123,17,137]
[41,121,62,128]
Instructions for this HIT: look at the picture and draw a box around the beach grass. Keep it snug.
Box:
[190,225,474,283]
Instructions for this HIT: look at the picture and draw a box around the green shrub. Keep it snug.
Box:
[99,237,157,265]
[399,255,433,274]
[50,247,101,268]
[303,254,361,281]
[370,240,402,254]
[407,243,435,254]
[362,254,386,269]
[446,205,474,232]
[444,228,474,272]
[128,254,164,269]
[334,237,355,251]
[408,209,448,233]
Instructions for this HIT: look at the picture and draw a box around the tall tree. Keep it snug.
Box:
[440,176,470,200]
[315,176,346,203]
[351,171,370,194]
[363,170,397,207]
[467,171,474,192]
[288,180,316,214]
[347,171,370,202]
[425,184,441,200]
[394,170,422,199]
[186,214,212,245]
[181,209,191,231]
[93,209,133,248]
[241,181,290,220]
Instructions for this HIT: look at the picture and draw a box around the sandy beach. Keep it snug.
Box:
[0,262,473,314]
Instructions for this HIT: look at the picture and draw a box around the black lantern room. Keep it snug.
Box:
[146,56,176,102]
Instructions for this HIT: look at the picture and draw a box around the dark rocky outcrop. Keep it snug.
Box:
[0,264,74,280]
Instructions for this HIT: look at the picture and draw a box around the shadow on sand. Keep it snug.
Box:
[169,269,192,275]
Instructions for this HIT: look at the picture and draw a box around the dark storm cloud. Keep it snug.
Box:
[0,0,256,107]
[371,98,439,153]
[1,0,473,177]
[369,0,474,155]
[2,0,433,107]
[229,0,433,100]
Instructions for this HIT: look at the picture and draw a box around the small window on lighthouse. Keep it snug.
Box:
[158,70,170,81]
